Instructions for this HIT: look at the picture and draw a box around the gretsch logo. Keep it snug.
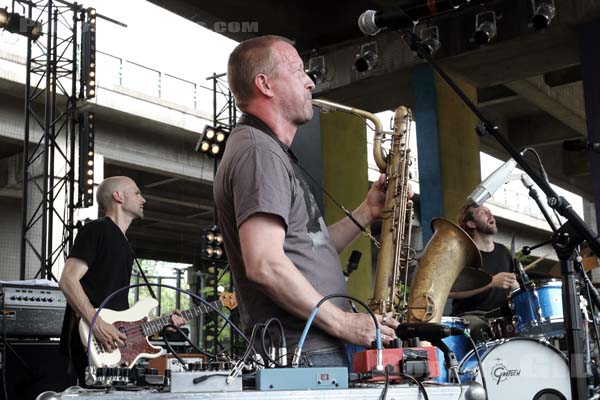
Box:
[491,358,521,385]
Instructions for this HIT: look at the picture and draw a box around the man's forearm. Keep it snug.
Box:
[448,285,490,299]
[327,201,373,253]
[249,256,347,338]
[60,277,98,324]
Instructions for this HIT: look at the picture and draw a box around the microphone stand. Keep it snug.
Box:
[432,340,460,384]
[400,30,600,399]
[521,175,558,233]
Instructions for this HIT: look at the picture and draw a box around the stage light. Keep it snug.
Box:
[78,111,95,207]
[354,42,378,73]
[2,11,43,41]
[206,231,215,242]
[473,11,497,46]
[202,226,226,261]
[81,8,96,99]
[417,25,441,56]
[306,55,327,85]
[205,245,214,258]
[195,125,229,159]
[0,8,8,29]
[531,0,555,30]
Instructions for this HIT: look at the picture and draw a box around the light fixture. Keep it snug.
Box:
[195,125,229,159]
[81,8,96,99]
[530,0,555,30]
[417,25,441,56]
[78,111,95,207]
[354,42,378,73]
[202,226,226,261]
[1,10,43,41]
[305,55,327,85]
[0,8,9,29]
[473,11,497,46]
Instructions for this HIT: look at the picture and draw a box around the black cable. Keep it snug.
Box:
[163,323,216,361]
[370,369,429,400]
[192,373,229,384]
[240,323,266,368]
[261,318,286,367]
[1,287,7,400]
[161,324,189,371]
[378,366,390,400]
[466,334,488,400]
[260,324,276,366]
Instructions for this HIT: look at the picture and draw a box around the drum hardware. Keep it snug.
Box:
[434,317,470,384]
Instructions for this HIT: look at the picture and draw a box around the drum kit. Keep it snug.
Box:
[432,253,600,399]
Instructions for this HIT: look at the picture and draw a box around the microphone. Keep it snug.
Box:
[467,157,518,206]
[395,322,464,341]
[344,250,362,279]
[358,1,471,36]
[563,139,600,154]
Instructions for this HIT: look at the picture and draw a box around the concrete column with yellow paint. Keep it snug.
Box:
[320,110,373,301]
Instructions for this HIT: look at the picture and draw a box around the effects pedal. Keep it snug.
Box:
[352,347,440,382]
[170,370,242,392]
[256,367,348,391]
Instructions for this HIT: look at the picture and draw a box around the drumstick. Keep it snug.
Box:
[523,252,551,270]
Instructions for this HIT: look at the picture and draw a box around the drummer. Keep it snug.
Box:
[449,202,519,341]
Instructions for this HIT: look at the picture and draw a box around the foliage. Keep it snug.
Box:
[129,259,191,316]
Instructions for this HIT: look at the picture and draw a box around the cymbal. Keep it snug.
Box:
[523,270,553,280]
[548,251,600,278]
[451,267,492,292]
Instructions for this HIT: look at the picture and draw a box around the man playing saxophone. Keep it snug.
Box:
[213,35,399,368]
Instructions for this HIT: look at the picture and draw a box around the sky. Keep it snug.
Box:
[0,0,238,84]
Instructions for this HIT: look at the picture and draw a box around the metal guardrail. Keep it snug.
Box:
[0,40,219,113]
[96,50,216,112]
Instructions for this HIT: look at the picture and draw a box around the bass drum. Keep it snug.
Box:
[459,337,571,400]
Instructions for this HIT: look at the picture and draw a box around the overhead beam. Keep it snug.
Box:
[504,76,586,135]
[507,113,582,148]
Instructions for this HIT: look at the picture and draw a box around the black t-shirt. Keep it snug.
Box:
[451,242,514,316]
[60,217,134,352]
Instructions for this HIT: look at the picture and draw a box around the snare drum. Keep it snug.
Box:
[510,279,564,338]
[434,317,470,382]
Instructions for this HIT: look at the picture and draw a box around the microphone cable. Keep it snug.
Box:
[465,332,488,400]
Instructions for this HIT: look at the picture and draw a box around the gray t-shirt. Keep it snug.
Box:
[213,114,348,351]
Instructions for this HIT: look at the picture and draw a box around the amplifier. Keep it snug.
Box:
[0,284,66,338]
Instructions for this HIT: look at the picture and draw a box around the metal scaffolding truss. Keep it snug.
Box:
[19,0,82,280]
[207,72,237,130]
[196,73,244,358]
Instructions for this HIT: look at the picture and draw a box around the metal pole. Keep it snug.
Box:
[20,2,34,280]
[67,4,78,252]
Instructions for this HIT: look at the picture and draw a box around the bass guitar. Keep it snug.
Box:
[79,291,237,367]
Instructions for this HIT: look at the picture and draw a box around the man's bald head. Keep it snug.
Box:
[96,176,135,211]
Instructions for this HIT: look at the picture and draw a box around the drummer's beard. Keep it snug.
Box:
[475,219,498,235]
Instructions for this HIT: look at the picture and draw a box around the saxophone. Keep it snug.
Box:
[312,99,415,319]
[312,99,482,325]
[369,106,415,319]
